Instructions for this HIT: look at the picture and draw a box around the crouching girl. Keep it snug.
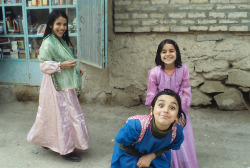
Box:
[111,89,186,168]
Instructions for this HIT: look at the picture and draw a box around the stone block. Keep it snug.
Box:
[238,5,250,10]
[202,71,228,80]
[133,26,151,32]
[198,19,217,24]
[115,27,132,32]
[209,26,228,31]
[191,88,212,106]
[226,69,250,87]
[112,89,140,107]
[210,0,230,3]
[133,1,150,5]
[190,73,205,87]
[170,26,189,32]
[170,0,189,4]
[168,13,187,18]
[114,0,131,5]
[200,81,225,93]
[209,12,225,18]
[216,5,236,9]
[228,12,248,19]
[190,26,208,31]
[229,26,249,32]
[188,12,206,18]
[232,57,250,70]
[114,14,129,19]
[190,0,209,3]
[151,0,170,4]
[195,58,229,73]
[150,13,166,18]
[142,20,158,26]
[214,88,248,110]
[132,13,148,19]
[152,26,170,32]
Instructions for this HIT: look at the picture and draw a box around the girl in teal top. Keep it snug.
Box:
[27,10,90,162]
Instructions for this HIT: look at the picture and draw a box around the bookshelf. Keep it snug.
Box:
[0,0,79,85]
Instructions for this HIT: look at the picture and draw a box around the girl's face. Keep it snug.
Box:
[51,16,67,39]
[160,43,177,68]
[151,95,179,131]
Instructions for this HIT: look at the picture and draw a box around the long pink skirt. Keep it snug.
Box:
[27,74,90,155]
[171,111,199,168]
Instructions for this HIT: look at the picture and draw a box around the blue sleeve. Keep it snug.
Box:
[168,124,184,150]
[115,119,141,146]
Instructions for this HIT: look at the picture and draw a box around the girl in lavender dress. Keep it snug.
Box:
[145,39,199,168]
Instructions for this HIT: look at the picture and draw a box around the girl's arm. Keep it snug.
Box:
[40,61,61,74]
[115,119,141,146]
[39,40,76,74]
[179,65,192,112]
[167,124,184,150]
[145,70,158,105]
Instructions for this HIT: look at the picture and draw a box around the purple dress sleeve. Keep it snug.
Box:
[145,69,158,106]
[179,65,192,112]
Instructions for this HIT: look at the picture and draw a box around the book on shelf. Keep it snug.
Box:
[43,0,48,6]
[37,24,46,34]
[17,40,25,50]
[32,0,37,6]
[38,0,42,6]
[0,38,10,44]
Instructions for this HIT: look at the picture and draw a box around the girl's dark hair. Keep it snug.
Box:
[151,89,186,127]
[155,39,182,69]
[43,10,73,47]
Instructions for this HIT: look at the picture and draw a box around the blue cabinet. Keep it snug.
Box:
[0,0,107,85]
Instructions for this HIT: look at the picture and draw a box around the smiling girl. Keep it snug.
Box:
[111,89,186,168]
[27,10,90,162]
[145,39,198,168]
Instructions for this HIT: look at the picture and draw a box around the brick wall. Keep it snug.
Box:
[114,0,250,32]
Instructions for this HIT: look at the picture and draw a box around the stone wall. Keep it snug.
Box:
[80,0,250,110]
[99,32,249,110]
[114,0,250,32]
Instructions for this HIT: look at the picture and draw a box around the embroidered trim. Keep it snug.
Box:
[126,115,177,146]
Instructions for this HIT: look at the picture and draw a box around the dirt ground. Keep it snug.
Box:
[0,100,250,168]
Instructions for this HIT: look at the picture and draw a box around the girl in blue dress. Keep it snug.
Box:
[111,89,186,168]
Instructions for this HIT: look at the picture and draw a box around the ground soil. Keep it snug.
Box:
[0,101,250,168]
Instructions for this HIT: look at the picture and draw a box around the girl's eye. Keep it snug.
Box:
[159,104,164,107]
[170,106,176,110]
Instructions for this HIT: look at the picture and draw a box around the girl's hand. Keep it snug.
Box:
[60,60,77,69]
[80,69,83,76]
[137,153,156,168]
[177,116,185,127]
